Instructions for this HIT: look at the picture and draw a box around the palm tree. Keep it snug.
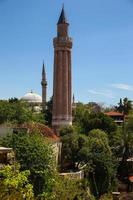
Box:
[116,97,132,115]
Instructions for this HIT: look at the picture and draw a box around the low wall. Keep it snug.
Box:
[60,170,84,180]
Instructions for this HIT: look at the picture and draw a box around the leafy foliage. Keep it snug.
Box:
[60,126,90,169]
[1,131,56,197]
[0,99,46,125]
[45,97,53,126]
[86,129,116,197]
[117,117,133,181]
[73,104,117,135]
[52,177,91,200]
[60,126,116,198]
[0,100,33,124]
[99,193,112,200]
[116,97,132,115]
[0,164,34,200]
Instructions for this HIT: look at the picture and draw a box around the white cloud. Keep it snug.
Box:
[88,89,114,98]
[110,83,133,91]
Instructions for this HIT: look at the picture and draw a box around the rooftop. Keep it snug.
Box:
[17,122,60,142]
[105,111,124,116]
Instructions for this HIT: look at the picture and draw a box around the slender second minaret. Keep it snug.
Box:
[41,62,47,111]
[52,7,73,133]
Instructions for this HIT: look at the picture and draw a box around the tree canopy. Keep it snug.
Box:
[0,100,46,125]
[116,97,132,115]
[0,130,56,197]
[0,164,34,200]
[60,126,116,198]
[73,104,117,135]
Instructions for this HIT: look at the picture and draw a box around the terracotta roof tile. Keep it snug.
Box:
[105,111,124,116]
[17,122,60,142]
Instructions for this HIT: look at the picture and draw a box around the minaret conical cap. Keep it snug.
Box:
[42,61,45,75]
[42,61,47,84]
[57,6,68,24]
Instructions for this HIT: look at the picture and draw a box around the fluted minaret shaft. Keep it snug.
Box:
[52,7,73,133]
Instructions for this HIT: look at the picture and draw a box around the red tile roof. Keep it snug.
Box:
[105,111,124,116]
[17,122,60,142]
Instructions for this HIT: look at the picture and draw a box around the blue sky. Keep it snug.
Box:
[0,0,133,106]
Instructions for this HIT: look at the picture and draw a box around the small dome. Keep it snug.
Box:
[21,91,42,103]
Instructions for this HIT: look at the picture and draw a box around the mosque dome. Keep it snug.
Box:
[21,91,42,103]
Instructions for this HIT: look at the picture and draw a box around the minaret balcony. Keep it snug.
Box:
[53,37,73,49]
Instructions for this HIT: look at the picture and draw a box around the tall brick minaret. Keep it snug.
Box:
[41,62,47,111]
[52,7,73,133]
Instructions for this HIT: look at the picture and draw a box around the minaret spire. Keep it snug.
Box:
[41,61,47,111]
[57,5,68,24]
[42,61,46,81]
[42,60,45,73]
[73,94,75,104]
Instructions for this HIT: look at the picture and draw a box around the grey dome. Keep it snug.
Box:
[21,91,42,103]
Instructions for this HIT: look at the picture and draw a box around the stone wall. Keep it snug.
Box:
[60,170,84,180]
[0,126,13,137]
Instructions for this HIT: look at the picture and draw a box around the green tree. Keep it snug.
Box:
[8,97,19,103]
[0,100,33,124]
[1,130,56,197]
[99,194,112,200]
[60,125,75,137]
[117,117,133,181]
[86,129,116,198]
[117,98,123,113]
[0,164,34,200]
[123,98,132,115]
[74,105,117,135]
[45,97,53,126]
[87,102,103,113]
[116,97,132,115]
[32,112,45,124]
[60,127,116,198]
[60,126,90,169]
[53,176,91,200]
[0,99,46,125]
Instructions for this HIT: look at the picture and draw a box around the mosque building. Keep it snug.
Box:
[0,7,73,169]
[21,62,47,113]
[21,90,42,112]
